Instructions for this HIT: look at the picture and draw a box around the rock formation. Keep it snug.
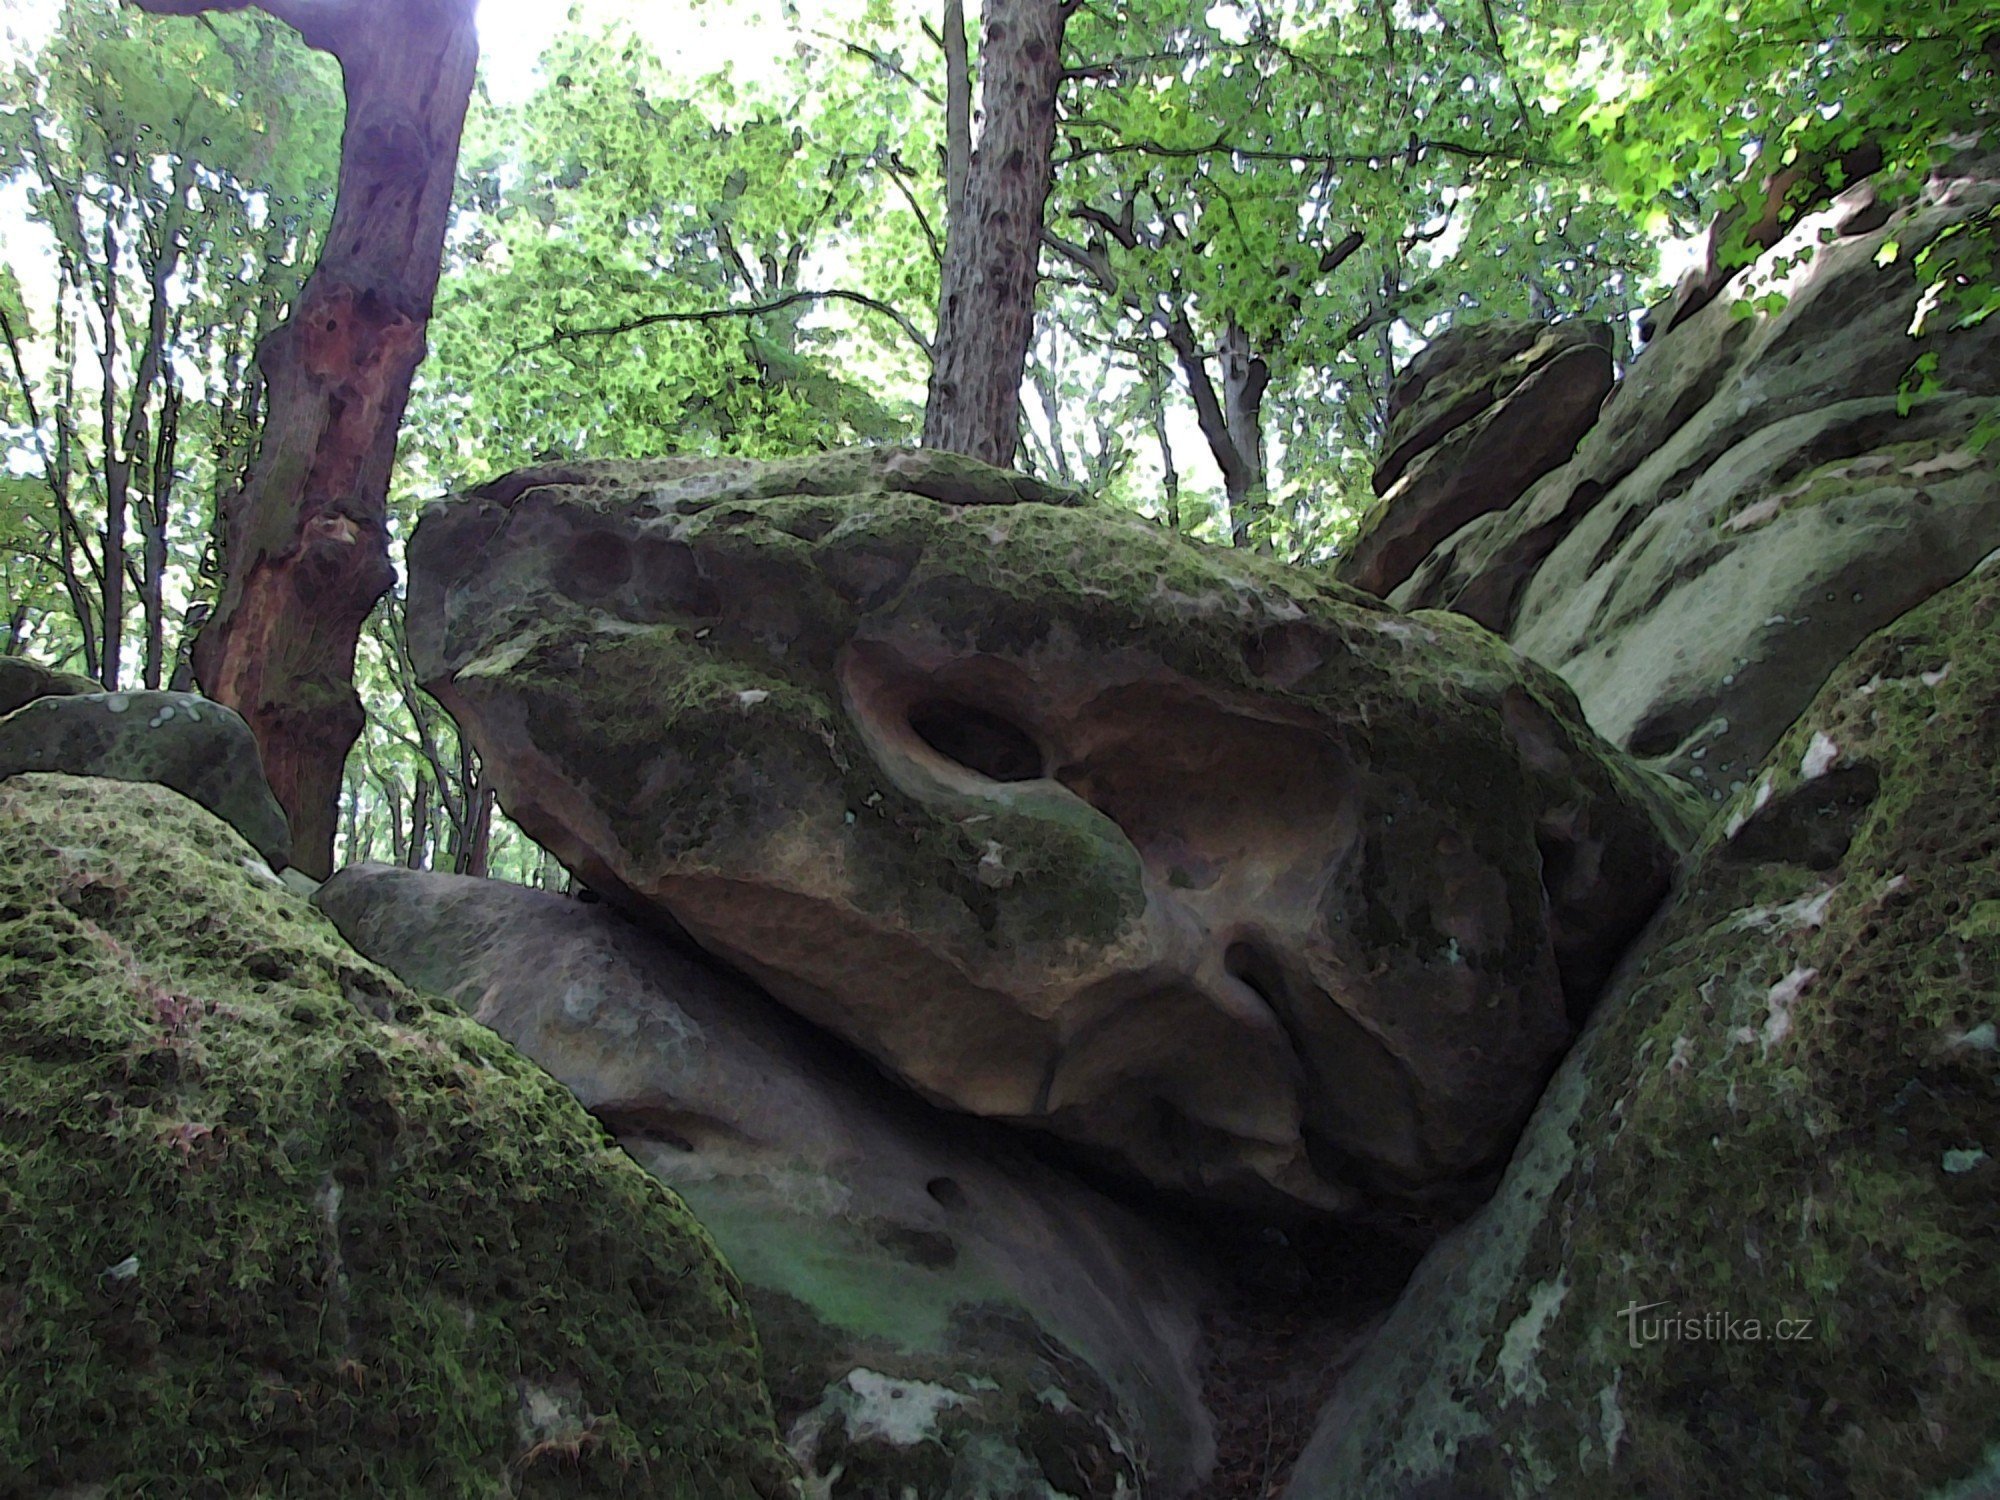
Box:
[1283,552,2000,1499]
[0,688,292,868]
[1374,152,2000,793]
[0,774,792,1497]
[316,864,1214,1498]
[1338,319,1614,600]
[402,447,1689,1228]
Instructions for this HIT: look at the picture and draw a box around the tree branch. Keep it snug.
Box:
[1055,130,1568,172]
[531,289,933,361]
[941,0,971,230]
[126,0,353,53]
[883,154,944,264]
[1163,311,1252,495]
[812,27,944,106]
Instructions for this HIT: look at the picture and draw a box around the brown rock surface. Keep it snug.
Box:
[406,447,1690,1227]
[1339,321,1613,600]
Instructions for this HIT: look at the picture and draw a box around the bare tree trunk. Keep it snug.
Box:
[135,0,479,879]
[142,380,182,687]
[1217,321,1271,549]
[455,772,495,879]
[1165,312,1271,549]
[95,217,126,689]
[921,0,1068,466]
[1144,351,1181,531]
[405,774,431,872]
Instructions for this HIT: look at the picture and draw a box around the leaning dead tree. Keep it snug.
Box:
[130,0,478,877]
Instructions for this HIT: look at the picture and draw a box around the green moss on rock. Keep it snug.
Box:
[0,774,795,1498]
[1287,556,2000,1498]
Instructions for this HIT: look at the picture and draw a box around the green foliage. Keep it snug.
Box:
[406,20,930,485]
[0,0,338,682]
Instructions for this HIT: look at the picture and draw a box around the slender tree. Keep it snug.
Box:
[129,0,478,877]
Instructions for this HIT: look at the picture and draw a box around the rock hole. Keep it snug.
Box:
[1722,764,1881,869]
[1224,940,1288,1009]
[908,701,1045,782]
[925,1176,965,1209]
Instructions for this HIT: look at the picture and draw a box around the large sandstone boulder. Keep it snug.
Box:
[1392,156,2000,790]
[0,775,792,1497]
[1339,320,1614,599]
[0,688,291,868]
[1284,553,2000,1498]
[406,447,1690,1228]
[316,864,1215,1498]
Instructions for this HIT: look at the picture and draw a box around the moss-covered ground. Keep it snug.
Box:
[0,773,795,1499]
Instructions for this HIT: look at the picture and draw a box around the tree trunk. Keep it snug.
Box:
[1216,321,1271,549]
[405,773,431,871]
[1166,311,1272,549]
[921,0,1067,466]
[136,0,479,879]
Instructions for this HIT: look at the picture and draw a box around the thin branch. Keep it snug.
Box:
[1056,129,1568,172]
[941,0,971,231]
[810,28,943,106]
[531,289,934,361]
[883,153,944,263]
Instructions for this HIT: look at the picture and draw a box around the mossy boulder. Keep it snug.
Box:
[1284,552,2000,1498]
[0,774,795,1498]
[0,689,292,869]
[0,657,96,718]
[407,447,1690,1229]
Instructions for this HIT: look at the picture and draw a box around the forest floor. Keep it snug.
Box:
[1193,1223,1421,1498]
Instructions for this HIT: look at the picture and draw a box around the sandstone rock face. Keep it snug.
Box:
[0,775,792,1498]
[1339,320,1614,600]
[316,865,1215,1499]
[1284,554,2000,1499]
[407,447,1687,1226]
[0,688,291,868]
[1391,157,2000,790]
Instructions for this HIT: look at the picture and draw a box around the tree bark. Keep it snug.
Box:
[132,0,478,877]
[1165,311,1271,548]
[921,0,1068,466]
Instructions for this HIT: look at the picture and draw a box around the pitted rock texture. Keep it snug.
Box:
[317,864,1215,1499]
[1339,320,1614,600]
[407,447,1689,1226]
[1283,553,2000,1499]
[1392,156,2000,792]
[0,688,291,868]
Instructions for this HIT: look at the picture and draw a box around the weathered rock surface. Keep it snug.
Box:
[1391,156,2000,789]
[0,774,793,1498]
[0,656,95,717]
[407,446,1689,1227]
[1340,320,1614,599]
[0,688,291,868]
[1284,553,2000,1498]
[316,864,1215,1499]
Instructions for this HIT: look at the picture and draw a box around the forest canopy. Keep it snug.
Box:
[1,0,1994,879]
